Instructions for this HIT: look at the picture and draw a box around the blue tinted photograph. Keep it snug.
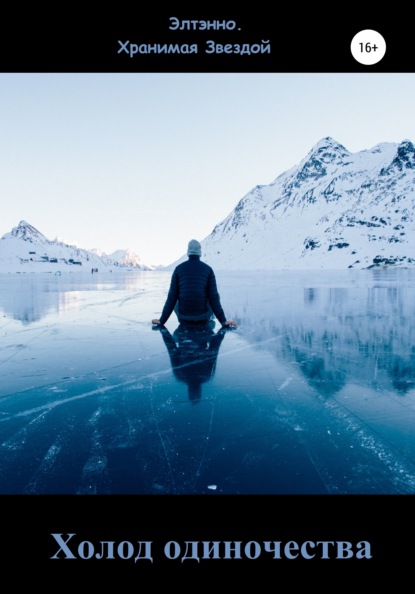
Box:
[1,73,415,496]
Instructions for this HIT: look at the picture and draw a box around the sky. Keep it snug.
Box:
[1,72,415,266]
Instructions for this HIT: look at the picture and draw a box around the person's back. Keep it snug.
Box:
[171,255,223,323]
[151,239,237,328]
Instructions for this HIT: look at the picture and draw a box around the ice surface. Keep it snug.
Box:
[0,268,415,494]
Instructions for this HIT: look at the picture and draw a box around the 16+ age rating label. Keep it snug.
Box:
[351,30,386,65]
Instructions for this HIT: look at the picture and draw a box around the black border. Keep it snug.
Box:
[5,494,413,580]
[1,14,411,73]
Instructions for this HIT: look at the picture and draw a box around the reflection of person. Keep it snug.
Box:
[152,239,237,328]
[157,322,228,402]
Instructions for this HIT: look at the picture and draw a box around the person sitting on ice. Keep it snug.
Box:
[151,239,237,328]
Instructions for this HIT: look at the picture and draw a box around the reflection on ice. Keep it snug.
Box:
[156,322,228,403]
[228,269,415,402]
[0,269,415,494]
[0,270,168,324]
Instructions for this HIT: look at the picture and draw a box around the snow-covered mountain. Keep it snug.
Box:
[0,220,154,272]
[169,137,415,270]
[106,248,150,269]
[4,138,415,273]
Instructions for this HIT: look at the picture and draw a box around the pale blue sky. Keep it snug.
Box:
[1,72,414,265]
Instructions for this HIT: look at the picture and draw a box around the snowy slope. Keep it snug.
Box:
[169,137,415,270]
[0,221,154,273]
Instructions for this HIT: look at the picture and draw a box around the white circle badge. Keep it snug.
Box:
[351,29,386,65]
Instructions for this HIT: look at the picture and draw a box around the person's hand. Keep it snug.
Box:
[152,319,161,325]
[223,320,237,328]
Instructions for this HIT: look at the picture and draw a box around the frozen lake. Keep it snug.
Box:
[1,267,415,495]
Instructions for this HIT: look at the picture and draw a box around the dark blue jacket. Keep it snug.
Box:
[159,256,226,325]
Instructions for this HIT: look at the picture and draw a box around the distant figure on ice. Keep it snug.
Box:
[151,239,237,328]
[157,323,227,402]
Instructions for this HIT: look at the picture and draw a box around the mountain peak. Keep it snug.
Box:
[293,137,351,184]
[198,136,415,270]
[380,139,415,175]
[1,220,155,271]
[396,139,415,167]
[312,136,343,149]
[10,220,48,242]
[307,137,350,161]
